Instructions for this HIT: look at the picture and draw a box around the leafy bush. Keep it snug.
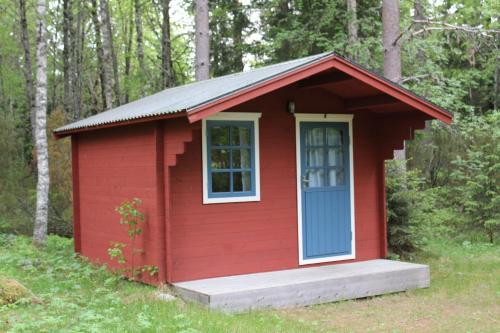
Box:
[47,108,73,236]
[108,198,158,279]
[386,161,424,257]
[450,112,500,242]
[0,115,35,235]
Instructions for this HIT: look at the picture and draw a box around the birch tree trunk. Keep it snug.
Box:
[90,0,107,111]
[99,0,114,109]
[33,0,50,247]
[161,0,174,88]
[195,0,210,81]
[18,0,36,142]
[382,0,402,83]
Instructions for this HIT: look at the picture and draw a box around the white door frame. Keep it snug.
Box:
[295,113,356,265]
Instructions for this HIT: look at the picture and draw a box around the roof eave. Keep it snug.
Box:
[53,110,188,139]
[187,55,452,125]
[186,54,338,123]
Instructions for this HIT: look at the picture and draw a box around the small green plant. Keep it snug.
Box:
[108,198,158,279]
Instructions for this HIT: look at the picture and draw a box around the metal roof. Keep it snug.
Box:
[55,51,452,135]
[54,52,333,133]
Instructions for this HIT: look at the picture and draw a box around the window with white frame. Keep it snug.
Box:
[202,112,261,204]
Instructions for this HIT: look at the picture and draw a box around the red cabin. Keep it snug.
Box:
[55,52,452,289]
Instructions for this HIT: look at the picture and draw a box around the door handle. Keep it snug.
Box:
[302,176,309,185]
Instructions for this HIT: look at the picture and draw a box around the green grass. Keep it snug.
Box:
[0,235,498,332]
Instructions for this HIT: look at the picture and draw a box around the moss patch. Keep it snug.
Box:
[0,278,31,305]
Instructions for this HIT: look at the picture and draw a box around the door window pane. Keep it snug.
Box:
[306,148,324,167]
[212,172,230,192]
[233,171,251,192]
[326,128,342,146]
[328,169,345,186]
[306,169,325,188]
[327,148,343,167]
[232,148,251,169]
[305,128,324,146]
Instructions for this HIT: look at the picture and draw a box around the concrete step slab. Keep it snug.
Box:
[173,259,430,312]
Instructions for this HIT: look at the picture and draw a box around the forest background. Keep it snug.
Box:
[0,0,498,254]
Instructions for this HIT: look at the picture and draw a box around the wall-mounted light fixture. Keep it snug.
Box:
[287,101,296,115]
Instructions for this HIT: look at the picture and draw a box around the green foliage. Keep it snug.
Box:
[255,0,382,68]
[450,112,500,242]
[0,234,316,332]
[108,198,158,279]
[1,234,499,331]
[0,115,35,235]
[47,109,73,236]
[396,113,499,248]
[386,161,426,257]
[210,0,251,76]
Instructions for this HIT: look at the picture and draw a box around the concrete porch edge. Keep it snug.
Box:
[173,259,430,312]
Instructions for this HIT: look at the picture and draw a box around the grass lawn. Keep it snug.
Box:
[0,235,498,332]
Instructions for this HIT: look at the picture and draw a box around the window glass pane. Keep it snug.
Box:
[212,172,230,192]
[326,128,342,146]
[305,169,325,188]
[328,168,345,186]
[306,148,324,167]
[211,149,230,169]
[211,126,229,145]
[328,148,343,167]
[232,148,251,169]
[233,171,252,192]
[231,126,250,146]
[305,128,324,146]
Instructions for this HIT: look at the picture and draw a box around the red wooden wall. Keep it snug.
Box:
[74,123,165,283]
[169,86,403,282]
[73,84,428,284]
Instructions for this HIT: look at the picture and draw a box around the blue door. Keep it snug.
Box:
[300,122,352,261]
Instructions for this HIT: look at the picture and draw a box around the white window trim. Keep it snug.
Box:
[202,112,262,204]
[294,113,356,265]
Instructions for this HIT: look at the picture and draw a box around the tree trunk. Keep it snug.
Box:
[195,0,210,81]
[134,0,150,94]
[382,0,402,83]
[124,6,134,103]
[494,46,499,111]
[73,0,84,120]
[382,0,405,162]
[63,0,74,118]
[414,0,426,63]
[0,49,4,109]
[161,0,174,88]
[99,0,114,109]
[90,0,106,111]
[231,0,245,73]
[104,0,121,106]
[346,0,358,46]
[33,0,50,247]
[18,0,36,142]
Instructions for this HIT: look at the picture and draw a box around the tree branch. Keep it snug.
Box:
[411,19,500,37]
